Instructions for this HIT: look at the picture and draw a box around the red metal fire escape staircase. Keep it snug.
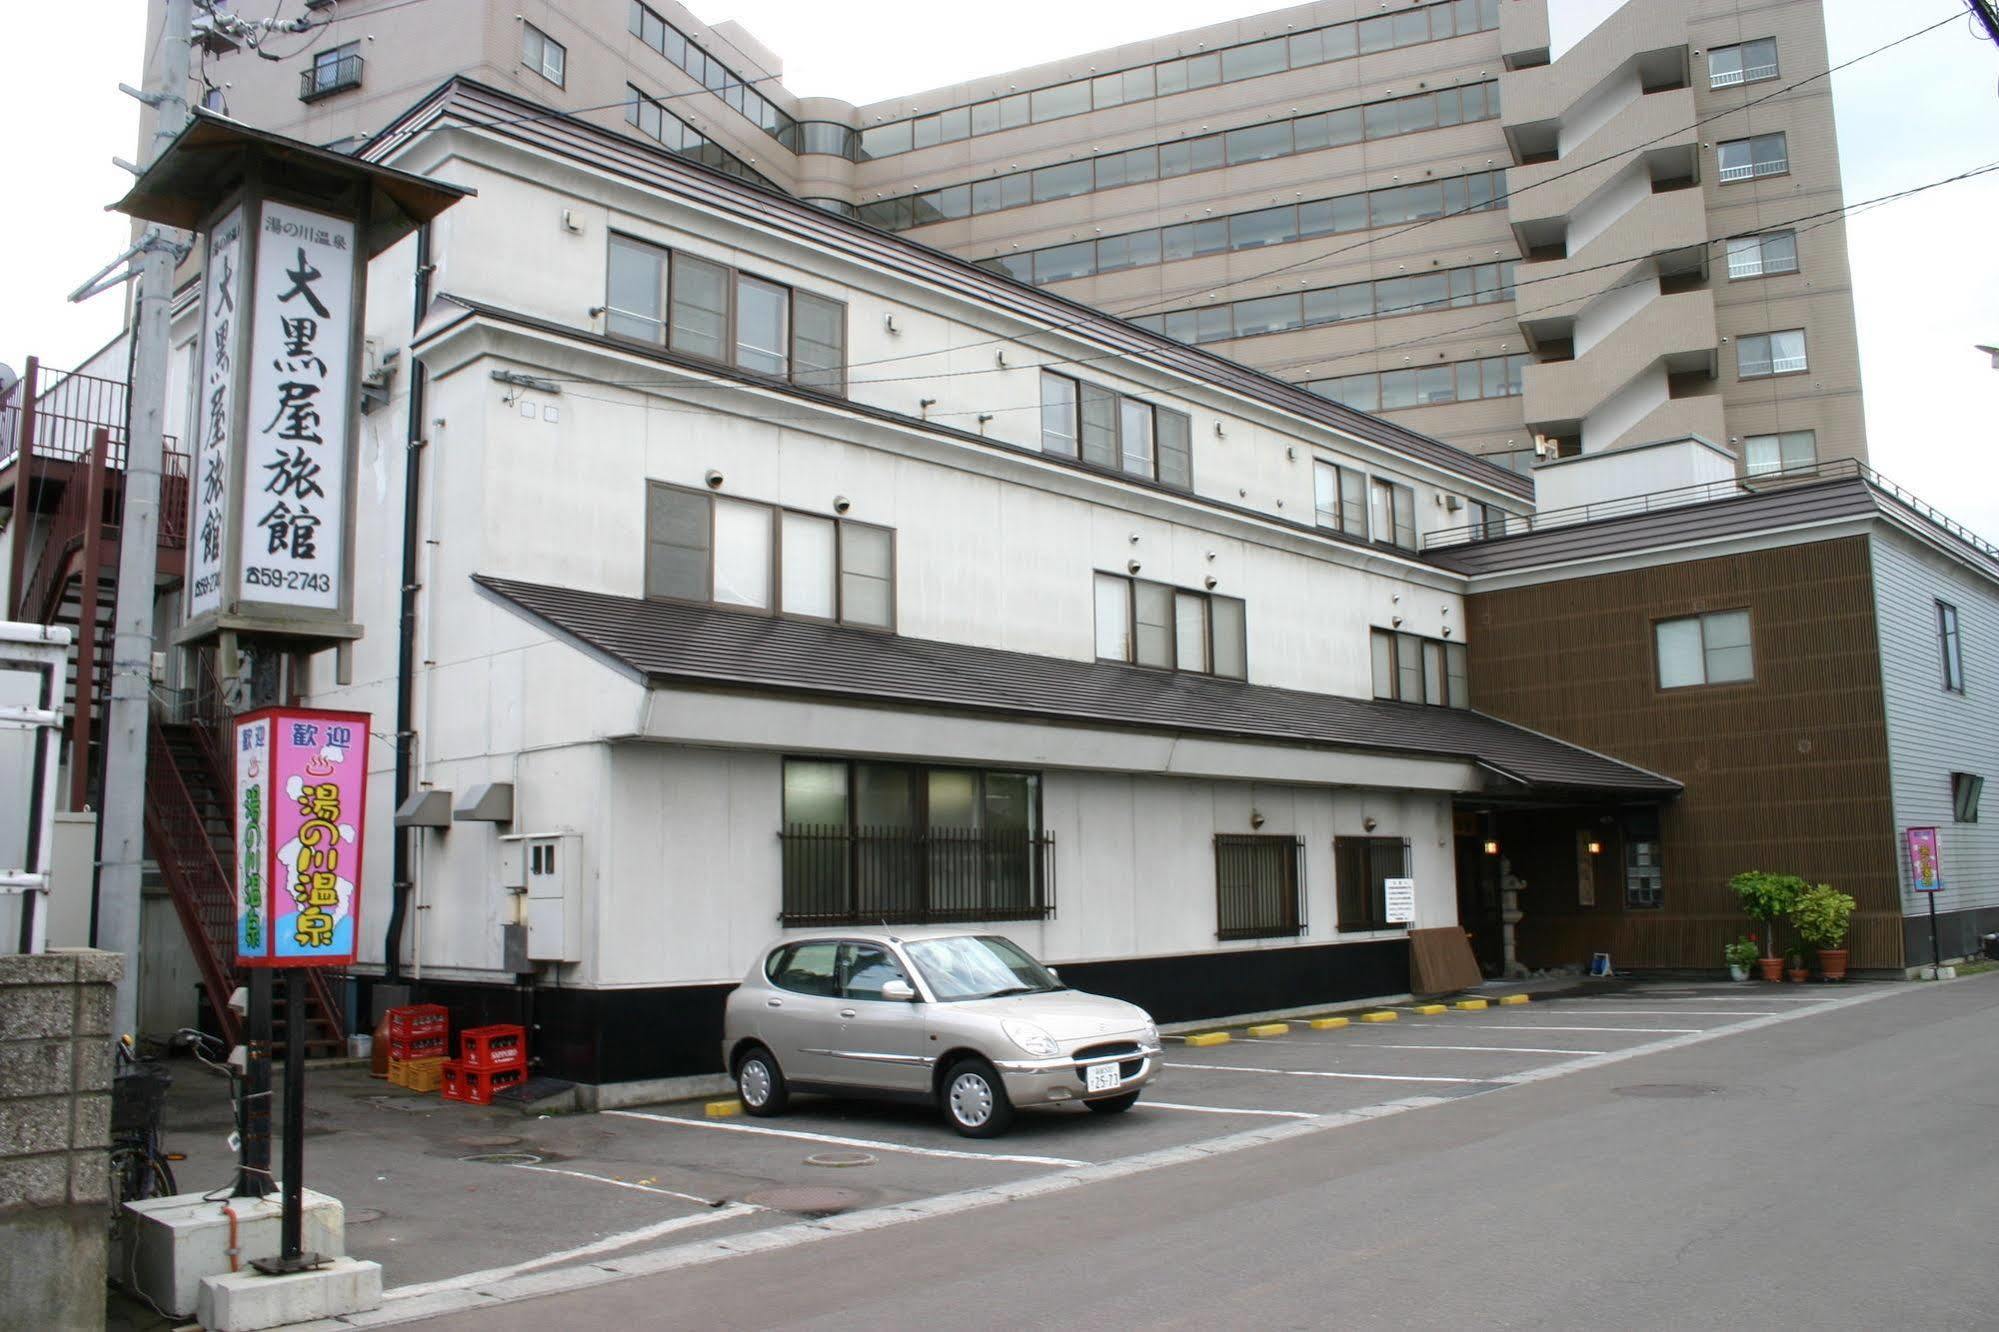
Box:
[3,359,343,1052]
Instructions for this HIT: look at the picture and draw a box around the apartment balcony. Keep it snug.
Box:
[1521,286,1716,433]
[299,53,363,103]
[1514,184,1707,333]
[1506,86,1697,229]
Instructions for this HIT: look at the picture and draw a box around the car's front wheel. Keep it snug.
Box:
[941,1057,1014,1138]
[1084,1091,1140,1115]
[735,1045,789,1117]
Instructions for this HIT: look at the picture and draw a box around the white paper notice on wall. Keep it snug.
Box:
[240,200,356,610]
[1385,877,1416,925]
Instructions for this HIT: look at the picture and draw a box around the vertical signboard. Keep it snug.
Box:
[240,201,355,611]
[233,708,370,968]
[1384,877,1416,925]
[187,205,243,622]
[1907,826,1943,893]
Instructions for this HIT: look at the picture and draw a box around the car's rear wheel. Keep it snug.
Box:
[1084,1091,1140,1115]
[735,1045,789,1117]
[941,1057,1014,1138]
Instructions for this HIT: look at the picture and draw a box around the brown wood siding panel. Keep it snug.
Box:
[1467,537,1903,969]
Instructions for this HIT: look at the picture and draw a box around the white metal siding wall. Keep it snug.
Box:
[1871,532,1999,914]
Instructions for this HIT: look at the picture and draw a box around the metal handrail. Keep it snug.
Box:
[1422,458,1999,567]
[144,717,242,1047]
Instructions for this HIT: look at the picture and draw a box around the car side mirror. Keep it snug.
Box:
[1046,967,1060,982]
[880,979,917,1002]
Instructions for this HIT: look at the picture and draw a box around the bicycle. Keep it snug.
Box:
[109,1035,178,1203]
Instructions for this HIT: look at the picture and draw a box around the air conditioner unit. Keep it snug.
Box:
[1444,494,1465,512]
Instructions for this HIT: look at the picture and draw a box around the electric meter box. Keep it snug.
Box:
[497,832,581,962]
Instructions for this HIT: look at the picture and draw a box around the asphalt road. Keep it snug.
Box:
[401,975,1999,1330]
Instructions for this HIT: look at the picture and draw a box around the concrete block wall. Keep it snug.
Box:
[0,948,124,1332]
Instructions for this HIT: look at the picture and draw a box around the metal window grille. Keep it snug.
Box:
[300,52,363,101]
[778,825,1056,926]
[1214,835,1306,940]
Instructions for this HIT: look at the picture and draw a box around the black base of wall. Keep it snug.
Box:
[1904,903,1999,968]
[355,938,1410,1086]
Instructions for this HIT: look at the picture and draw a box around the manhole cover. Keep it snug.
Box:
[457,1135,523,1148]
[803,1151,875,1168]
[461,1151,544,1166]
[742,1186,864,1214]
[347,1208,384,1225]
[1614,1083,1723,1099]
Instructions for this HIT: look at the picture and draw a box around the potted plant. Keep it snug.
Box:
[1729,871,1806,981]
[1792,882,1857,981]
[1785,944,1811,983]
[1723,937,1760,982]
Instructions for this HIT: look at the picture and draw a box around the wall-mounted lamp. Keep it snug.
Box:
[1483,840,1500,856]
[1204,575,1217,590]
[1249,809,1266,830]
[1363,815,1378,832]
[1392,615,1403,628]
[1126,559,1141,574]
[832,495,851,514]
[704,469,725,489]
[1586,841,1604,855]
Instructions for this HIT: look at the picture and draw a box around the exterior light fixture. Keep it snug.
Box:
[1587,841,1604,855]
[1484,840,1500,856]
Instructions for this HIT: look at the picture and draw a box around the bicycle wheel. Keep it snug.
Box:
[150,1155,177,1199]
[108,1147,145,1204]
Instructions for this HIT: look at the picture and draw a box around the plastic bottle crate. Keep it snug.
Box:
[386,1033,448,1062]
[387,1004,449,1041]
[458,1024,526,1070]
[440,1060,526,1105]
[388,1056,445,1093]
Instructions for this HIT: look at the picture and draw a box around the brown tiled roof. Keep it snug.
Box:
[365,77,1532,502]
[476,575,1679,797]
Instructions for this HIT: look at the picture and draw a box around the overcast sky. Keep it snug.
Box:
[3,1,1994,532]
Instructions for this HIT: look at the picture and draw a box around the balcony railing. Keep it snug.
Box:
[1741,354,1807,377]
[1718,156,1787,182]
[1709,62,1777,89]
[300,53,363,101]
[778,824,1056,926]
[1423,458,1999,568]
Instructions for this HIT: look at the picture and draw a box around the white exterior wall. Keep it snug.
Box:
[1872,530,1999,918]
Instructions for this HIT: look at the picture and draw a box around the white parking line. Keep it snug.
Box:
[1404,1024,1701,1034]
[509,1162,726,1207]
[1142,1101,1319,1120]
[385,1203,762,1300]
[1164,1061,1479,1084]
[606,1108,1088,1168]
[1340,1042,1599,1056]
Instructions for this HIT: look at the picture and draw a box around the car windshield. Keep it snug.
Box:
[903,935,1063,1002]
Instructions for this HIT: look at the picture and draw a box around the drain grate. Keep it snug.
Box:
[742,1186,864,1214]
[1614,1083,1723,1099]
[461,1151,545,1166]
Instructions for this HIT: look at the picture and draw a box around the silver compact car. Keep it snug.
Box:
[721,929,1161,1137]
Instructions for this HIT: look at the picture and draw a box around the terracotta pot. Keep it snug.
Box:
[1787,966,1810,983]
[1817,948,1850,981]
[1756,957,1784,982]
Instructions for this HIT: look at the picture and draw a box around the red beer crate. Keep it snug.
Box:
[387,1033,448,1062]
[387,1004,448,1042]
[459,1024,526,1070]
[440,1060,525,1105]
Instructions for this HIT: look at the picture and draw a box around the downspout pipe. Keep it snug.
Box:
[384,223,433,982]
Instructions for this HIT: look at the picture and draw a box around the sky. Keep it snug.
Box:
[2,1,1994,532]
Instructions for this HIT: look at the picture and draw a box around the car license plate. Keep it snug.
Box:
[1086,1062,1120,1094]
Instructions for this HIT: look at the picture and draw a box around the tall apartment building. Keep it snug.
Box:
[156,0,1865,479]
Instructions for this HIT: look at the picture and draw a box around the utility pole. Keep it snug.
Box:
[99,0,192,1040]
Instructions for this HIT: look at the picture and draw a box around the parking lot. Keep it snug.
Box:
[137,979,1899,1328]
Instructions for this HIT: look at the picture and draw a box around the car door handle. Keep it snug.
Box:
[766,998,783,1008]
[839,1009,857,1019]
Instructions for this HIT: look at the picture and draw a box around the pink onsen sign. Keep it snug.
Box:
[233,707,370,967]
[1906,826,1943,894]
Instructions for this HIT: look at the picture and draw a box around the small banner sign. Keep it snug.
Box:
[1907,826,1943,893]
[1384,877,1416,925]
[233,707,370,967]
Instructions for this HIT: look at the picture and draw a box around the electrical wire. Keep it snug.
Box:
[507,157,1999,416]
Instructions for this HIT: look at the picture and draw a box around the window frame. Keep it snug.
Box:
[1952,772,1983,824]
[1742,430,1817,477]
[1312,459,1370,539]
[644,481,895,630]
[1334,835,1411,933]
[605,233,848,395]
[1369,628,1468,707]
[1214,834,1307,941]
[1736,328,1808,380]
[1716,131,1789,183]
[1038,371,1194,491]
[1938,600,1965,693]
[1709,36,1779,89]
[1368,477,1418,551]
[1653,609,1756,690]
[522,22,567,87]
[1094,572,1247,680]
[1724,230,1799,281]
